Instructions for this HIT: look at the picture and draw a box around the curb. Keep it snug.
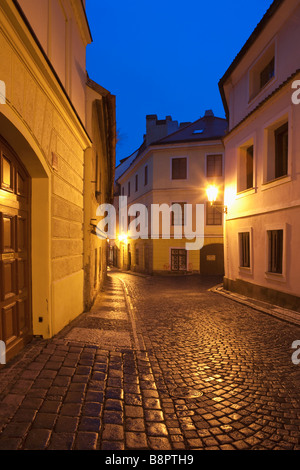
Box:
[118,277,146,352]
[210,284,300,327]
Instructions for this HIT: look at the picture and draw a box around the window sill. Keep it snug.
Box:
[265,271,286,283]
[262,175,291,191]
[236,187,256,198]
[239,266,253,276]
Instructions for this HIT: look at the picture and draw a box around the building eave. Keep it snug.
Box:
[219,0,285,117]
[223,69,300,140]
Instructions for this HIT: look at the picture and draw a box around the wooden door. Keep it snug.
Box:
[200,243,224,275]
[0,137,32,362]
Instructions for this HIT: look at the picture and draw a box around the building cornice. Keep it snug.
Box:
[219,0,285,119]
[70,0,93,46]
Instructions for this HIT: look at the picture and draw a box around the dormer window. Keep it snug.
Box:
[193,129,204,134]
[260,57,275,89]
[249,43,275,101]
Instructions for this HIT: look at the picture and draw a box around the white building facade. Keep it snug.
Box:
[219,0,300,310]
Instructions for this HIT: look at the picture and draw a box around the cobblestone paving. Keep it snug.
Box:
[117,272,300,450]
[0,271,300,450]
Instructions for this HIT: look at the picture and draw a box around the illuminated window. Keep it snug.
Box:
[206,202,222,225]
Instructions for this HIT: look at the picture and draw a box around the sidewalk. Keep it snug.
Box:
[211,284,300,327]
[0,274,153,450]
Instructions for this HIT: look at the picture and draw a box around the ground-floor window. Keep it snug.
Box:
[267,229,283,274]
[135,247,139,266]
[171,249,187,271]
[239,232,250,268]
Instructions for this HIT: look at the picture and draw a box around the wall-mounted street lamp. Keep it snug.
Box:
[206,185,227,214]
[118,233,129,244]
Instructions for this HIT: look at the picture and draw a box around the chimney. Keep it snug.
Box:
[145,115,179,146]
[204,109,214,117]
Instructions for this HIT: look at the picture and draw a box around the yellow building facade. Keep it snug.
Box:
[114,113,227,275]
[84,77,116,310]
[0,0,115,361]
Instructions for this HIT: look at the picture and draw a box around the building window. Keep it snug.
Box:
[171,202,185,226]
[207,154,223,177]
[239,232,250,268]
[135,174,138,192]
[121,186,125,196]
[268,229,283,274]
[260,57,275,90]
[237,145,253,192]
[144,165,148,186]
[128,181,131,197]
[206,202,223,225]
[171,249,187,271]
[171,158,187,180]
[274,122,288,179]
[135,247,139,266]
[249,43,275,100]
[266,120,289,183]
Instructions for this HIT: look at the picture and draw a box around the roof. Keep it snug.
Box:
[152,113,227,145]
[86,75,112,97]
[115,149,139,181]
[219,0,285,118]
[115,112,227,182]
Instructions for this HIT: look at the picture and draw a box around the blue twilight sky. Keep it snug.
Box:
[86,0,274,165]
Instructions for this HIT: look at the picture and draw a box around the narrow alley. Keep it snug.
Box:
[0,270,300,451]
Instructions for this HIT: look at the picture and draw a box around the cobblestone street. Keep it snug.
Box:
[0,270,300,450]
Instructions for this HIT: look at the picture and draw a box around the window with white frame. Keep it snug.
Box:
[171,202,185,226]
[265,119,289,183]
[249,43,275,101]
[206,154,223,177]
[267,229,283,274]
[206,202,223,226]
[239,232,250,268]
[237,144,254,192]
[171,158,187,180]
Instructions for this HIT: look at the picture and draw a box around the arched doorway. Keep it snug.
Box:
[200,243,224,275]
[0,137,32,361]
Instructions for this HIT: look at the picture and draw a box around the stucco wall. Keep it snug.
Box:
[0,0,91,337]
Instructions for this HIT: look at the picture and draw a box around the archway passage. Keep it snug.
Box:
[200,243,224,275]
[0,137,32,362]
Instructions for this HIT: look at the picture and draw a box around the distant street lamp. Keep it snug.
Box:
[206,185,227,214]
[118,233,129,244]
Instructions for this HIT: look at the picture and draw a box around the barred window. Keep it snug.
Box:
[268,229,283,274]
[239,232,250,268]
